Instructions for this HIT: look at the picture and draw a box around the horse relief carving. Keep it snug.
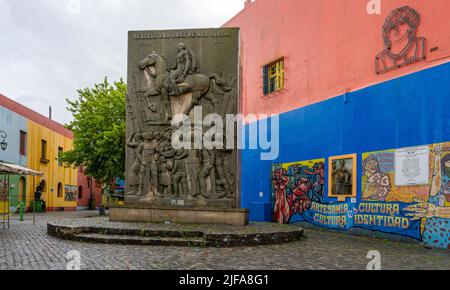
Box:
[137,44,232,119]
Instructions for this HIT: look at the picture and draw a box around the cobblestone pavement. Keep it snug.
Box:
[0,211,448,270]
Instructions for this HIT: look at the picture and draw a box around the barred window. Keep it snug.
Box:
[263,57,284,95]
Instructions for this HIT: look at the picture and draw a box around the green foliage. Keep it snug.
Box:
[61,78,126,185]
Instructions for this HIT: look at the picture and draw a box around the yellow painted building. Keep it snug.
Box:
[0,93,79,213]
[25,120,78,211]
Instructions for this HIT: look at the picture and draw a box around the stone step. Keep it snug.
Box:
[74,233,207,247]
[48,220,305,247]
[88,227,204,239]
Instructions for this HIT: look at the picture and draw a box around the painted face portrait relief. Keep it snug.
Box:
[375,6,426,74]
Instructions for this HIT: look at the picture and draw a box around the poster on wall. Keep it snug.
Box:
[395,146,429,186]
[64,185,77,202]
[328,154,357,200]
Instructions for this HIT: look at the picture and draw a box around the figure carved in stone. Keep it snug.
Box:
[153,132,163,149]
[172,149,189,198]
[199,149,215,198]
[214,149,232,199]
[130,128,236,201]
[157,131,176,159]
[186,149,202,198]
[224,156,235,198]
[127,133,144,195]
[147,103,161,122]
[138,132,160,197]
[168,43,198,96]
[157,156,173,197]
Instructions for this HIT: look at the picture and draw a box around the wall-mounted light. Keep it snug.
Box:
[0,130,7,151]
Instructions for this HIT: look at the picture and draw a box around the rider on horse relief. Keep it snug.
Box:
[168,43,197,96]
[138,44,232,119]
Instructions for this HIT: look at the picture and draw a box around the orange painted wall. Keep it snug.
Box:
[223,0,450,117]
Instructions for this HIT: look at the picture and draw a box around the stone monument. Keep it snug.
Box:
[110,28,248,226]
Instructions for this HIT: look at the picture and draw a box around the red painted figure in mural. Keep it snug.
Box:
[272,168,291,224]
[305,162,325,195]
[289,178,313,216]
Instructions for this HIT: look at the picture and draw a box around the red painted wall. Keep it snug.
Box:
[77,167,103,209]
[223,0,450,117]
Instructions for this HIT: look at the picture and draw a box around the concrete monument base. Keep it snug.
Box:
[109,204,249,226]
[48,217,304,247]
[125,196,236,208]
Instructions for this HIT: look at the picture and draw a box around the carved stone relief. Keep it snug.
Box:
[125,28,239,208]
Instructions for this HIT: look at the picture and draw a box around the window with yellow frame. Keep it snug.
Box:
[263,57,284,95]
[328,154,358,202]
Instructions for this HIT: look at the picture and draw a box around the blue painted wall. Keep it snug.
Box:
[0,106,28,166]
[0,106,28,206]
[241,62,450,248]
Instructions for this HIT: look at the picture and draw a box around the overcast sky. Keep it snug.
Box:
[0,0,245,125]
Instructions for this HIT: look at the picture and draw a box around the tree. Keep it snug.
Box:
[61,78,126,188]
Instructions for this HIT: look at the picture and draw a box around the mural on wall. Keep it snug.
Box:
[272,142,450,249]
[272,159,326,224]
[362,148,431,203]
[64,185,77,202]
[363,143,450,249]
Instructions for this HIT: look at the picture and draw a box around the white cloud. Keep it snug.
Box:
[0,0,245,124]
